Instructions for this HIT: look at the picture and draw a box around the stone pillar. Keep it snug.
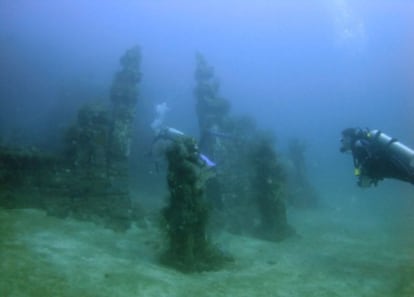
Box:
[250,136,294,241]
[194,53,231,209]
[287,138,319,208]
[194,53,231,156]
[108,46,142,184]
[103,45,142,229]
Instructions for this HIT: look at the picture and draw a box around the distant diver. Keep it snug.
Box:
[340,128,414,187]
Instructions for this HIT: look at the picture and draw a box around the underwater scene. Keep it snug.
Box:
[1,1,414,296]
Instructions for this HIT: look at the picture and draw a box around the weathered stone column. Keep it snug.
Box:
[194,53,230,157]
[103,45,142,229]
[287,138,319,208]
[108,46,141,181]
[250,136,294,241]
[194,53,231,209]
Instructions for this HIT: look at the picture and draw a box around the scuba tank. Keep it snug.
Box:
[368,129,414,168]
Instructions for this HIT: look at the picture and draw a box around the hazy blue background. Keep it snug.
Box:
[1,0,413,205]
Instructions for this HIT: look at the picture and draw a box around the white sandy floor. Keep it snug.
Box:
[0,202,413,297]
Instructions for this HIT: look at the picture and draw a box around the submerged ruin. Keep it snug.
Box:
[0,46,142,231]
[0,49,314,274]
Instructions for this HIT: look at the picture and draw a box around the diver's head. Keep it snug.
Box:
[340,128,359,153]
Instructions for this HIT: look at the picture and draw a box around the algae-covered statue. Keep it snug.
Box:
[156,126,230,272]
[148,102,228,271]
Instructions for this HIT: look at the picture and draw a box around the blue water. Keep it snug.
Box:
[1,1,413,296]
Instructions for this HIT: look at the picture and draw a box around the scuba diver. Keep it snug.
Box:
[340,128,414,187]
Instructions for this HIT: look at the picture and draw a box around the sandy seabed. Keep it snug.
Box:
[1,201,413,297]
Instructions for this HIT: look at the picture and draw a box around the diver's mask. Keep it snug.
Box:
[340,127,362,153]
[340,135,352,153]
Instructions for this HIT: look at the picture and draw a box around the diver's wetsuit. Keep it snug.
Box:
[348,129,414,187]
